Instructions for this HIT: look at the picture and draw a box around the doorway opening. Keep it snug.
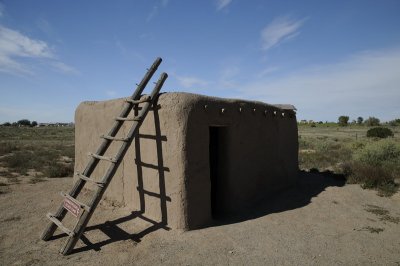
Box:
[209,126,228,219]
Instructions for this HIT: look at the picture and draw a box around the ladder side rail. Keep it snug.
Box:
[40,58,162,242]
[81,57,163,176]
[60,73,168,255]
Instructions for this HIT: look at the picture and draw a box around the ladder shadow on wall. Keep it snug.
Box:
[70,100,171,254]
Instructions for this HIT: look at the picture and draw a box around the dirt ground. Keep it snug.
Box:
[1,172,399,265]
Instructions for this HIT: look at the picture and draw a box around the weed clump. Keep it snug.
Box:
[45,163,74,178]
[346,140,400,196]
[3,151,32,175]
[367,127,394,138]
[0,142,19,156]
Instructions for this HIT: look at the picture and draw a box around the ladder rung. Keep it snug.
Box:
[41,58,167,256]
[88,153,117,163]
[115,116,143,121]
[61,192,90,212]
[46,213,74,237]
[125,95,151,104]
[76,173,105,187]
[100,135,129,142]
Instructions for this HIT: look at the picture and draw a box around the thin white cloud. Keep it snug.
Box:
[0,3,4,18]
[256,66,279,78]
[147,0,169,22]
[51,62,78,74]
[36,18,53,36]
[115,39,147,63]
[0,53,32,74]
[261,16,306,51]
[219,66,240,88]
[161,0,169,7]
[0,25,53,58]
[176,75,208,89]
[216,0,232,11]
[236,48,400,121]
[0,25,53,74]
[0,25,75,75]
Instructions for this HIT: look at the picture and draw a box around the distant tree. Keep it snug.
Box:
[357,116,364,124]
[338,116,349,126]
[2,122,11,126]
[31,121,38,127]
[17,119,31,126]
[365,117,380,127]
[388,118,400,126]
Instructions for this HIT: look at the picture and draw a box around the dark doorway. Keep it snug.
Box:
[209,126,228,219]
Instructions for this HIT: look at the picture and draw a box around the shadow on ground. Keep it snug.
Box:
[50,210,171,255]
[50,169,345,254]
[211,169,346,227]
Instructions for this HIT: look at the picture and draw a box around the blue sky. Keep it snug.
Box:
[0,0,399,123]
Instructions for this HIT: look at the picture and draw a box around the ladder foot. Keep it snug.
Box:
[41,57,167,255]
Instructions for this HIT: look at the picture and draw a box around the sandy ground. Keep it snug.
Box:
[1,172,399,265]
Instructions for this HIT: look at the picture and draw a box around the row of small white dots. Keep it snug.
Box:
[204,105,292,118]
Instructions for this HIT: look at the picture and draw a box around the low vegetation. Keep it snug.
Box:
[1,116,399,198]
[366,127,394,138]
[0,126,74,187]
[299,121,400,196]
[364,204,400,224]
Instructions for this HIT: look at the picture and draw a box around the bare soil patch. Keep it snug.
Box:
[1,172,399,265]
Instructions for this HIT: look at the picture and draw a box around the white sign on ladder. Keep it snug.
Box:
[63,198,81,217]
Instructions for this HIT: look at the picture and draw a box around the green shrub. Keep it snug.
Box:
[354,140,400,166]
[347,140,400,196]
[346,162,392,186]
[367,127,394,138]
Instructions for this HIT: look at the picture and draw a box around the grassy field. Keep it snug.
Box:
[298,124,400,196]
[0,126,74,187]
[0,124,399,196]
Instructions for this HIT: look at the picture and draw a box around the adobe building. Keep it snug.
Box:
[74,92,298,230]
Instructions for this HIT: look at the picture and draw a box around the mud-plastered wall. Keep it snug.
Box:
[181,94,298,229]
[74,93,188,229]
[75,92,298,230]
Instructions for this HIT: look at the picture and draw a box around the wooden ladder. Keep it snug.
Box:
[41,57,168,255]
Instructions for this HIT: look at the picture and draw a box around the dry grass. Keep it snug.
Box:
[359,226,385,234]
[1,123,399,197]
[365,205,400,224]
[299,124,400,196]
[0,126,74,182]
